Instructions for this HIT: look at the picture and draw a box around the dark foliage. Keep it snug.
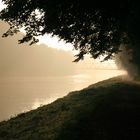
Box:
[0,0,140,64]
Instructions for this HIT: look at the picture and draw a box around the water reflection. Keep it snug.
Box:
[0,69,126,121]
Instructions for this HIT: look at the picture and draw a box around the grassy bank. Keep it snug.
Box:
[0,76,140,140]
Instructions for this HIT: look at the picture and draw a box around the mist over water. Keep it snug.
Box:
[0,69,126,122]
[0,21,127,122]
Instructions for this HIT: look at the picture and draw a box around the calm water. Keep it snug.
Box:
[0,69,126,121]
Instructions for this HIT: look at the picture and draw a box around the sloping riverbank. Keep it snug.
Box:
[0,76,140,140]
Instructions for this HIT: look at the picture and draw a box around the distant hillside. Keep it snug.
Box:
[1,76,140,140]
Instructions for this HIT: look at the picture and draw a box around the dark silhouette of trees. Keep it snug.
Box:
[0,0,140,66]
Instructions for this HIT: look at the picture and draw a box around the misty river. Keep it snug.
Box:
[0,69,126,122]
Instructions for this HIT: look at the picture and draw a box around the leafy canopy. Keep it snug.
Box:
[0,0,140,61]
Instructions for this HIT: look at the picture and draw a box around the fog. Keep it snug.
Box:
[115,45,138,79]
[0,21,122,77]
[0,22,78,77]
[0,21,127,121]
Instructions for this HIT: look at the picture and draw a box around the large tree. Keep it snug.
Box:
[0,0,140,75]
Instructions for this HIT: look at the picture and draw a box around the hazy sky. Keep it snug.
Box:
[0,21,96,77]
[0,22,76,77]
[0,20,119,78]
